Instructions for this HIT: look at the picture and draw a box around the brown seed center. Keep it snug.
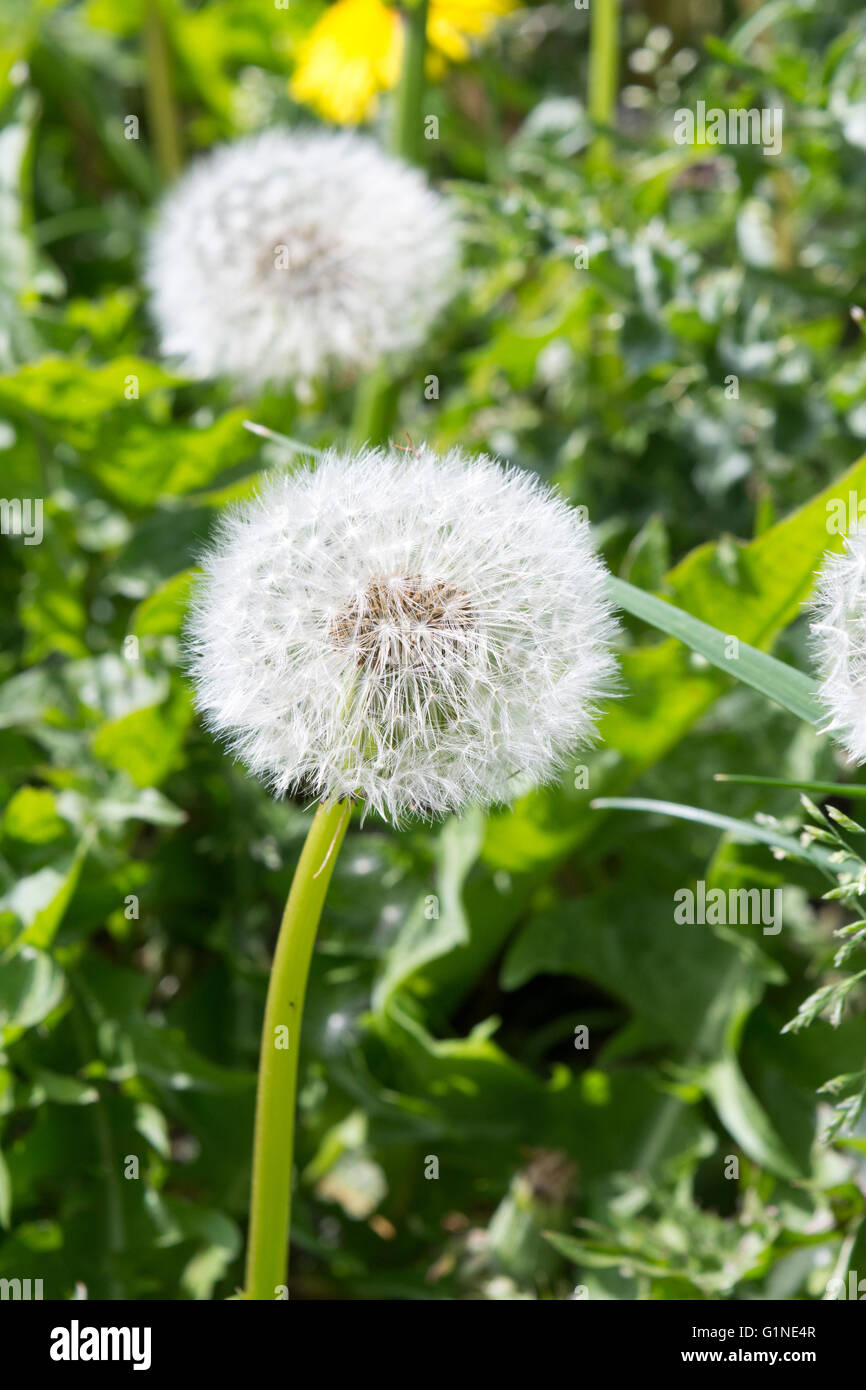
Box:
[330,575,474,669]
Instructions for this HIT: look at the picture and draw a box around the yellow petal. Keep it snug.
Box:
[291,0,403,125]
[427,0,514,63]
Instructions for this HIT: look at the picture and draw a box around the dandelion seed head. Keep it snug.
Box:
[810,526,866,763]
[186,446,618,824]
[145,129,458,391]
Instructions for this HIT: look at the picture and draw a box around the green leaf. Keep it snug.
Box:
[24,1070,99,1107]
[501,888,764,1057]
[373,809,484,1009]
[0,655,168,732]
[0,948,65,1030]
[108,1016,254,1095]
[91,688,193,787]
[2,787,65,843]
[91,409,255,508]
[1,843,88,950]
[0,356,177,438]
[610,576,821,725]
[174,1202,242,1301]
[702,1053,802,1180]
[132,569,196,637]
[90,784,187,828]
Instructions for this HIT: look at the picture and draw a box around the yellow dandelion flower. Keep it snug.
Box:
[290,0,402,126]
[291,0,514,125]
[427,0,514,64]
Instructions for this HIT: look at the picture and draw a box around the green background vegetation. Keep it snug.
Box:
[2,0,866,1299]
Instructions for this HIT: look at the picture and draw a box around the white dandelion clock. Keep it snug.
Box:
[145,129,458,392]
[810,527,866,762]
[186,445,619,824]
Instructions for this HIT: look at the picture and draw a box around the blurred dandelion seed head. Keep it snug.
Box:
[185,445,618,824]
[145,128,458,391]
[810,527,866,762]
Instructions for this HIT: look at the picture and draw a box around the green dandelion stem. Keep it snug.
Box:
[391,0,431,165]
[351,366,401,448]
[351,0,429,445]
[143,0,183,183]
[244,799,350,1300]
[588,0,620,164]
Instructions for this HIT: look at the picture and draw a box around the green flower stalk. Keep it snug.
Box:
[587,0,620,166]
[351,0,431,445]
[143,0,183,182]
[244,799,349,1300]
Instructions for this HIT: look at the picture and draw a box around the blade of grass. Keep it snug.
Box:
[242,421,321,458]
[715,774,866,798]
[590,795,846,876]
[609,575,822,726]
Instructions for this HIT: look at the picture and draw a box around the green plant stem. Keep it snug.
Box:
[244,799,350,1300]
[69,992,126,1299]
[587,0,620,166]
[634,957,745,1175]
[390,0,430,164]
[350,366,401,447]
[144,0,183,183]
[350,0,429,445]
